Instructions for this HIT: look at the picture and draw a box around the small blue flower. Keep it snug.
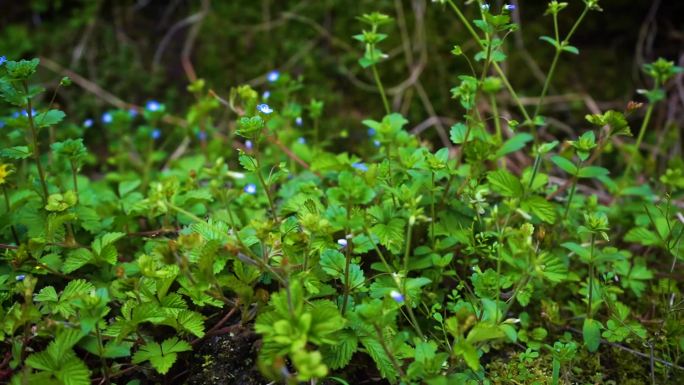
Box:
[0,56,6,66]
[244,183,257,194]
[373,140,381,147]
[21,109,37,117]
[267,70,280,82]
[11,112,19,118]
[297,137,306,144]
[367,127,376,136]
[83,119,93,128]
[0,120,5,128]
[146,100,162,112]
[15,274,26,282]
[245,140,253,150]
[352,162,368,172]
[481,3,490,10]
[197,131,207,140]
[295,116,303,126]
[503,4,516,11]
[337,239,348,248]
[151,129,161,140]
[263,90,271,100]
[257,104,274,114]
[390,290,404,303]
[129,108,138,117]
[102,112,113,124]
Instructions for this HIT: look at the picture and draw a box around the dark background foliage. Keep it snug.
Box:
[1,0,682,143]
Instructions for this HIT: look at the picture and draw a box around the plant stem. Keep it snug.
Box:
[587,234,596,318]
[446,0,531,124]
[430,172,436,248]
[341,201,352,315]
[167,202,204,223]
[526,154,542,196]
[627,90,657,174]
[534,5,590,120]
[70,160,79,196]
[253,139,279,222]
[23,82,49,203]
[534,48,561,118]
[372,323,406,378]
[490,93,503,144]
[562,160,583,220]
[371,64,391,115]
[95,325,111,385]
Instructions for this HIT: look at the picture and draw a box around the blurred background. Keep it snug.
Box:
[0,0,682,146]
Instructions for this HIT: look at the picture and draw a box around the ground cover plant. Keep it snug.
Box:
[0,1,683,384]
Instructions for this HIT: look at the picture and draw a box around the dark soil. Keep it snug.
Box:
[185,327,268,385]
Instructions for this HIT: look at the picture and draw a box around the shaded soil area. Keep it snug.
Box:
[186,327,268,385]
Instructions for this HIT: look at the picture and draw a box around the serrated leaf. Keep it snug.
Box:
[322,330,358,369]
[132,337,191,374]
[0,146,32,159]
[521,196,557,224]
[63,248,94,274]
[35,110,66,128]
[320,249,346,278]
[177,310,205,338]
[487,169,523,197]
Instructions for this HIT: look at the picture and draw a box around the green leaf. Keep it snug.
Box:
[320,249,346,279]
[177,310,205,338]
[561,242,590,260]
[359,336,398,383]
[239,152,258,172]
[56,355,91,385]
[34,110,66,128]
[539,35,559,49]
[495,133,533,157]
[487,169,523,197]
[63,248,94,274]
[624,227,660,246]
[132,337,191,374]
[578,166,609,178]
[561,44,579,54]
[521,196,557,224]
[583,318,602,352]
[467,322,505,343]
[322,330,358,369]
[551,155,578,175]
[0,146,32,159]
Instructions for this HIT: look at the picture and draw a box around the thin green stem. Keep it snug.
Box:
[526,154,542,196]
[562,160,583,220]
[372,64,391,115]
[534,48,561,118]
[534,5,590,120]
[373,323,406,378]
[627,94,657,174]
[253,138,279,222]
[430,172,436,248]
[167,202,205,223]
[341,201,352,315]
[587,233,596,318]
[445,1,531,124]
[23,82,49,203]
